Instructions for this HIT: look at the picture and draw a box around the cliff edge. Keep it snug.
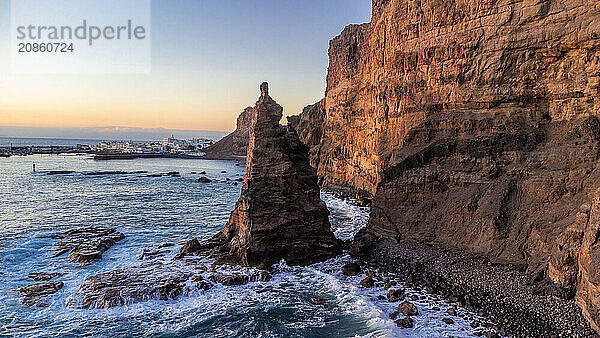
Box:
[292,0,600,333]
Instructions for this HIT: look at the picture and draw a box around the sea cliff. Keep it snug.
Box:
[290,0,600,334]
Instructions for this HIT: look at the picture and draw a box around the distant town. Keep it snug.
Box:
[0,136,215,160]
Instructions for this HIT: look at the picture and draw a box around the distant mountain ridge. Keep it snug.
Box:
[0,126,227,142]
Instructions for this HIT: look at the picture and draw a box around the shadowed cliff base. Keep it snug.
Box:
[351,237,598,337]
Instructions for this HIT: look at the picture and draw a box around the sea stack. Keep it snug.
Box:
[211,82,341,266]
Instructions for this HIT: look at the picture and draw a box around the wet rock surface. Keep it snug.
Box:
[28,272,62,282]
[75,262,194,309]
[18,281,64,307]
[74,258,273,309]
[387,288,404,302]
[397,301,419,316]
[52,227,125,264]
[206,83,341,267]
[395,316,413,329]
[354,240,598,337]
[341,262,361,276]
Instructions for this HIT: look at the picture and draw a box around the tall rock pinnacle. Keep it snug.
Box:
[210,83,341,266]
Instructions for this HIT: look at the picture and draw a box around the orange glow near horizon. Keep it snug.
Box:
[0,0,372,135]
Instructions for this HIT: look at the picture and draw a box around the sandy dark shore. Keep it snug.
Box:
[357,240,598,337]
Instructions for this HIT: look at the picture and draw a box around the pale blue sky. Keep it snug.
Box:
[0,0,371,136]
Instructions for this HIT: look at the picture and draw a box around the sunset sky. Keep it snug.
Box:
[0,0,371,136]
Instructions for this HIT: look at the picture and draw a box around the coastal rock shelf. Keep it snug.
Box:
[73,259,271,309]
[18,281,64,307]
[53,226,125,264]
[75,262,195,309]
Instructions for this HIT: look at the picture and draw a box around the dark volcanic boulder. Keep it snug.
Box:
[341,262,361,276]
[398,301,419,316]
[396,316,414,329]
[209,83,341,267]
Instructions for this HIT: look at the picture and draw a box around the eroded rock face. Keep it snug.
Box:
[210,83,341,267]
[53,227,125,264]
[28,272,62,282]
[310,0,600,198]
[290,0,600,332]
[203,107,253,160]
[547,190,600,332]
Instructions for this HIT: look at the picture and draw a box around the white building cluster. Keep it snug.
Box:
[93,136,214,155]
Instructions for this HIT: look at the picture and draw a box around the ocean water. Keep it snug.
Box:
[0,154,491,337]
[0,137,113,147]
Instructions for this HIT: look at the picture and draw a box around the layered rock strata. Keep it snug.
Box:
[289,0,600,333]
[208,83,341,267]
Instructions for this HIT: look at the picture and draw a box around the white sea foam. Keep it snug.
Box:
[0,155,496,337]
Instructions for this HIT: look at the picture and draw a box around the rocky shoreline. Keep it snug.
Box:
[351,238,598,337]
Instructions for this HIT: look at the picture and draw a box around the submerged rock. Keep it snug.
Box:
[83,171,147,176]
[341,262,361,276]
[197,177,212,183]
[387,288,405,302]
[47,171,75,175]
[208,83,341,267]
[75,262,192,309]
[208,273,249,286]
[18,281,64,307]
[139,248,169,260]
[442,318,455,325]
[28,272,62,282]
[53,227,124,264]
[360,276,375,288]
[396,316,414,329]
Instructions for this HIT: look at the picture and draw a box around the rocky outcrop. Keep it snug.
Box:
[74,259,271,309]
[548,190,600,333]
[288,0,600,333]
[209,83,341,267]
[75,262,196,309]
[28,272,62,282]
[18,282,64,307]
[203,107,253,160]
[287,99,326,169]
[53,227,124,264]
